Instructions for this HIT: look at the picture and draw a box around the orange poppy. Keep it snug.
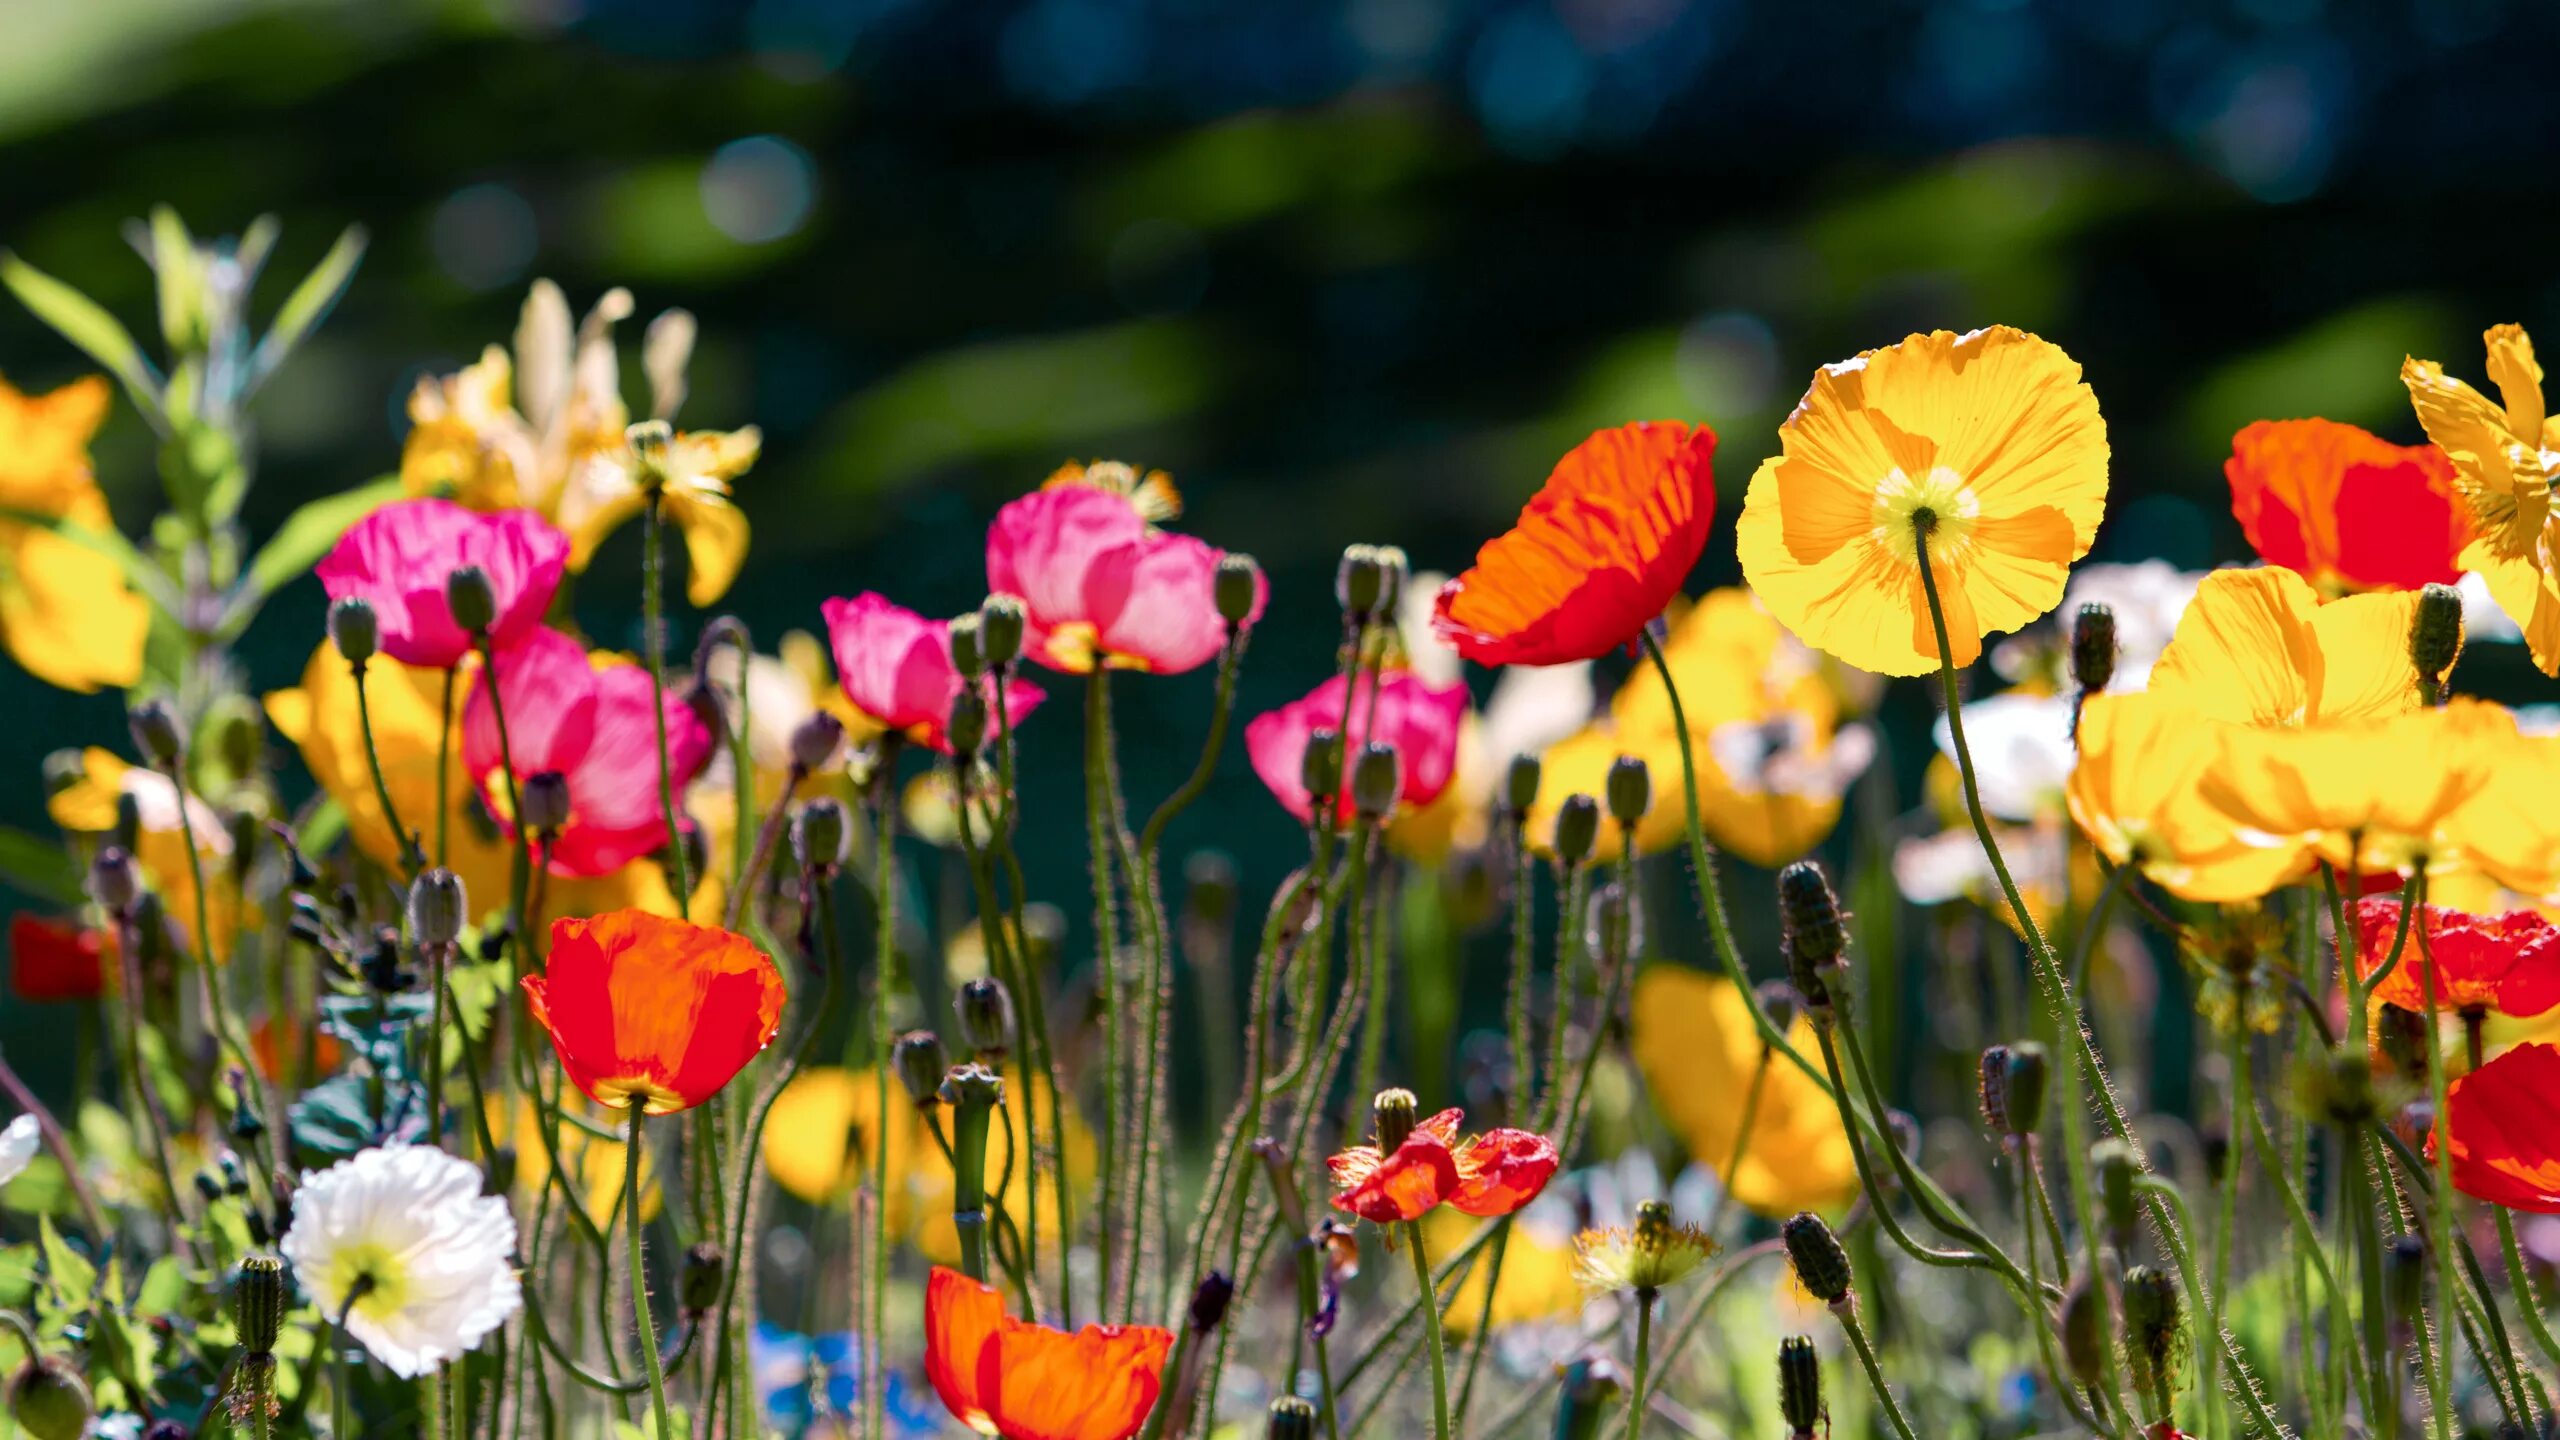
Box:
[1432,421,1717,666]
[2441,1041,2560,1212]
[249,1016,345,1082]
[924,1265,1174,1440]
[2355,897,2560,1020]
[2225,419,2470,593]
[1327,1107,1559,1223]
[521,909,785,1115]
[8,914,104,1002]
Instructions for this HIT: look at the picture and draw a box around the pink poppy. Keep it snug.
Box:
[461,627,715,876]
[820,593,1048,754]
[316,499,570,668]
[985,486,1265,675]
[1244,670,1468,825]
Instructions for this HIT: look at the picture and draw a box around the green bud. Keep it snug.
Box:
[1978,1044,2014,1134]
[947,687,989,757]
[234,1255,288,1354]
[7,1357,92,1440]
[521,770,572,833]
[407,867,467,949]
[445,564,497,635]
[2122,1263,2183,1397]
[680,1242,726,1316]
[1350,742,1401,822]
[1553,794,1601,867]
[329,596,379,666]
[2413,581,2464,700]
[955,977,1016,1057]
[795,798,850,876]
[979,596,1026,668]
[1503,754,1542,818]
[893,1030,951,1107]
[2071,602,2117,695]
[1604,755,1651,826]
[1300,729,1344,811]
[1336,544,1386,619]
[2093,1137,2141,1245]
[1778,1336,1823,1439]
[1372,1087,1419,1152]
[949,613,986,679]
[1184,850,1238,925]
[1781,1211,1852,1306]
[1215,553,1263,626]
[790,712,845,772]
[1371,546,1409,614]
[128,698,182,767]
[2384,1233,2426,1339]
[1777,860,1847,971]
[1267,1396,1318,1440]
[2001,1042,2050,1137]
[209,694,264,780]
[2061,1271,2110,1386]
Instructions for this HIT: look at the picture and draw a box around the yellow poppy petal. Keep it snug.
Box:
[1627,967,1857,1217]
[674,492,751,606]
[0,493,146,693]
[2487,324,2546,440]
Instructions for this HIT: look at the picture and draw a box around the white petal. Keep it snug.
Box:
[0,1115,41,1188]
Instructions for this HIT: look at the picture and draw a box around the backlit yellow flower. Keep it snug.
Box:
[2403,326,2560,671]
[2066,692,2303,902]
[2446,729,2560,900]
[0,375,147,693]
[484,1095,660,1222]
[556,425,760,607]
[1737,327,2109,676]
[2198,697,2516,879]
[1627,967,1856,1217]
[1432,1209,1582,1332]
[47,748,241,955]
[2143,566,2420,726]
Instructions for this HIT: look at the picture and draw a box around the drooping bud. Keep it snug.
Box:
[1266,1397,1318,1440]
[1503,754,1542,819]
[955,977,1016,1057]
[2093,1138,2141,1247]
[893,1031,951,1107]
[1300,729,1344,812]
[1778,1336,1823,1440]
[795,798,850,876]
[1336,544,1386,619]
[789,712,845,773]
[128,698,182,768]
[445,564,497,635]
[89,846,142,915]
[947,687,989,757]
[1215,554,1263,626]
[2122,1263,2183,1399]
[949,613,987,679]
[2060,1271,2110,1386]
[1781,1211,1852,1307]
[329,596,379,666]
[1604,755,1651,827]
[2384,1233,2426,1342]
[979,596,1026,668]
[2413,581,2464,703]
[234,1255,287,1354]
[1188,1271,1235,1333]
[1350,742,1400,822]
[680,1242,726,1317]
[1553,794,1601,868]
[407,867,467,949]
[7,1357,92,1440]
[520,770,572,834]
[1778,860,1847,1012]
[2071,602,2117,695]
[1371,1088,1419,1153]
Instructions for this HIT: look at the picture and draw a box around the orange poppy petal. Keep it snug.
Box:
[1331,1134,1460,1223]
[2355,897,2560,1019]
[981,1315,1175,1440]
[925,1265,1007,1435]
[2443,1043,2560,1213]
[1449,1128,1560,1217]
[527,909,786,1113]
[2227,418,2468,592]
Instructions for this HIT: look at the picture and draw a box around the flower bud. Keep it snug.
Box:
[1779,861,1846,1012]
[1978,1044,2014,1133]
[1778,1336,1823,1439]
[1584,883,1644,964]
[1372,546,1409,613]
[1188,1270,1235,1332]
[955,977,1016,1057]
[210,696,264,783]
[789,712,845,773]
[1503,754,1542,819]
[1372,1087,1419,1153]
[89,846,142,915]
[979,596,1026,668]
[949,613,987,679]
[1350,742,1400,822]
[1753,981,1801,1037]
[2060,1271,2109,1385]
[795,798,850,875]
[2413,581,2464,700]
[1781,1211,1852,1306]
[128,698,182,767]
[2122,1263,2182,1396]
[1184,850,1238,926]
[2093,1138,2140,1245]
[1604,755,1650,827]
[2384,1233,2426,1341]
[1336,544,1387,619]
[1215,554,1263,626]
[1266,1397,1318,1440]
[2000,1042,2050,1137]
[7,1356,92,1440]
[520,770,572,834]
[1553,1356,1625,1440]
[948,686,990,757]
[234,1255,287,1354]
[445,564,497,635]
[2071,602,2117,695]
[329,596,379,665]
[893,1030,950,1107]
[680,1242,726,1316]
[407,867,467,949]
[1553,794,1601,867]
[1300,729,1343,811]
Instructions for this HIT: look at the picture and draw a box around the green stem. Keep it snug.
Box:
[1407,1219,1452,1440]
[2414,901,2459,1440]
[1624,1289,1654,1440]
[1836,1302,1919,1440]
[1504,819,1535,1117]
[641,494,690,915]
[350,659,424,874]
[436,665,456,868]
[869,775,897,1440]
[2498,1205,2560,1370]
[1086,670,1126,1313]
[622,1106,675,1438]
[1452,1220,1511,1431]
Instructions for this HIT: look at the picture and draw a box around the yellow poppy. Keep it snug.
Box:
[1626,968,1857,1217]
[401,346,537,511]
[2403,326,2560,671]
[2143,566,2420,727]
[555,426,761,607]
[47,748,242,956]
[1433,1209,1583,1332]
[2196,697,2516,879]
[2065,693,2303,903]
[0,375,147,693]
[760,1066,1093,1265]
[484,1095,661,1222]
[1736,327,2109,677]
[2445,729,2560,900]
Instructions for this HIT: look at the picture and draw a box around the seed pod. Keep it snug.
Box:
[1778,1336,1823,1439]
[2002,1042,2051,1137]
[407,867,468,949]
[329,596,380,665]
[979,596,1026,668]
[1781,1211,1852,1306]
[1336,544,1386,619]
[2060,1271,2110,1386]
[938,1062,1005,1112]
[1266,1397,1318,1440]
[947,688,989,757]
[7,1357,92,1440]
[1553,794,1602,867]
[2071,602,2118,695]
[89,846,142,915]
[1215,554,1263,625]
[1371,1088,1419,1152]
[955,977,1016,1057]
[1604,755,1651,826]
[2413,581,2464,699]
[128,698,182,768]
[795,798,850,875]
[1503,754,1542,818]
[445,564,497,634]
[679,1243,726,1316]
[234,1256,287,1354]
[893,1031,951,1107]
[1300,729,1344,810]
[949,613,987,678]
[789,712,846,773]
[1350,742,1401,822]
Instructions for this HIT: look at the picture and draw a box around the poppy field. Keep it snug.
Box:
[4,184,2560,1440]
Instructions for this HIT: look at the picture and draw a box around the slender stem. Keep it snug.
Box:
[2499,1206,2560,1370]
[1836,1302,1919,1440]
[621,1106,675,1438]
[1701,1048,1769,1239]
[1624,1289,1655,1440]
[350,659,424,874]
[0,1050,106,1238]
[1451,1220,1510,1430]
[1503,819,1535,1118]
[1406,1220,1452,1440]
[1086,670,1126,1312]
[436,665,456,867]
[2415,882,2457,1440]
[868,776,897,1440]
[641,494,690,915]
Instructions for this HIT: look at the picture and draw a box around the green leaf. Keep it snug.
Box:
[0,253,162,427]
[36,1215,93,1303]
[249,223,367,391]
[0,825,82,908]
[147,205,202,355]
[213,476,401,640]
[134,1257,189,1319]
[0,505,181,617]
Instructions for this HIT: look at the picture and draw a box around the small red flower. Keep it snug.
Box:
[8,914,104,1002]
[925,1265,1174,1440]
[2440,1041,2560,1212]
[2225,419,2470,593]
[1448,1125,1562,1217]
[521,909,785,1115]
[1327,1107,1559,1223]
[2354,897,2560,1019]
[1433,421,1717,667]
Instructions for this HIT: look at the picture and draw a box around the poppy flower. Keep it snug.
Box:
[461,626,716,877]
[521,908,785,1114]
[2446,728,2560,900]
[1628,967,1857,1216]
[2441,1041,2560,1212]
[2354,897,2560,1020]
[1431,421,1717,668]
[2225,418,2470,594]
[820,593,1047,755]
[924,1264,1173,1440]
[985,470,1264,675]
[555,424,762,607]
[0,373,146,693]
[2404,325,2560,672]
[2065,693,2302,904]
[1327,1108,1558,1223]
[8,915,103,1002]
[1244,670,1469,826]
[2196,697,2515,879]
[2142,566,2421,729]
[1736,327,2109,677]
[47,748,243,956]
[317,498,570,668]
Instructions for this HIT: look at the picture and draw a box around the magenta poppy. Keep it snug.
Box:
[820,593,1047,754]
[985,486,1264,676]
[1244,670,1468,825]
[316,499,570,668]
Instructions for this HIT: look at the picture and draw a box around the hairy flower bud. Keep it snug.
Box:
[1604,754,1651,826]
[128,698,182,768]
[949,613,987,679]
[520,770,572,834]
[1503,754,1542,819]
[329,595,379,666]
[2000,1042,2050,1138]
[1216,553,1263,626]
[1266,1397,1318,1440]
[979,596,1026,668]
[234,1255,287,1354]
[789,712,845,773]
[1978,1044,2014,1134]
[1372,1088,1419,1153]
[89,846,142,915]
[1301,729,1344,811]
[2093,1138,2141,1246]
[407,868,467,949]
[1553,794,1601,868]
[1778,1336,1823,1439]
[2384,1233,2426,1341]
[947,687,989,757]
[680,1242,726,1317]
[955,977,1016,1057]
[893,1030,950,1107]
[2122,1263,2182,1397]
[7,1358,90,1440]
[795,798,850,876]
[1782,1211,1852,1306]
[2413,581,2464,702]
[445,564,497,635]
[2071,602,2118,695]
[1350,742,1401,822]
[2060,1271,2109,1385]
[1778,861,1847,1012]
[1336,544,1387,619]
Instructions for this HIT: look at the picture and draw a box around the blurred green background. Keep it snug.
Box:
[0,0,2549,1102]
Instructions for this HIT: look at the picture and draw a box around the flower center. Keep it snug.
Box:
[325,1241,410,1323]
[1870,465,1980,572]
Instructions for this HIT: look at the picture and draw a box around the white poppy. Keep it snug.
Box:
[0,1115,40,1188]
[2461,571,2524,643]
[282,1145,522,1378]
[1932,691,2074,823]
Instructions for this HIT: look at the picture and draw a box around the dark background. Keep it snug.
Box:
[0,0,2549,1100]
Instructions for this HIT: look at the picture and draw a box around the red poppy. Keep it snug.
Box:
[2225,419,2470,593]
[925,1265,1174,1440]
[1327,1107,1559,1223]
[521,909,785,1115]
[2354,897,2560,1019]
[9,914,104,1002]
[1432,421,1717,667]
[2440,1041,2560,1212]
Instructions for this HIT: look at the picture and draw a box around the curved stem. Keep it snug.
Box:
[350,659,424,874]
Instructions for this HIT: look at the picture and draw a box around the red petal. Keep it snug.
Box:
[1449,1128,1560,1217]
[925,1265,1007,1434]
[981,1315,1175,1440]
[2442,1043,2560,1213]
[1330,1134,1460,1222]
